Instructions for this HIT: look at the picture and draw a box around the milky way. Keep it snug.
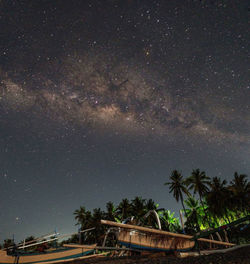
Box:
[0,0,249,242]
[1,49,249,144]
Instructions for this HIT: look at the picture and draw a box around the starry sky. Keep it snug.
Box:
[0,0,249,243]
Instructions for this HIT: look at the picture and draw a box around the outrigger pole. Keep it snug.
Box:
[18,231,60,249]
[5,227,96,251]
[63,244,142,253]
[192,215,250,240]
[4,231,59,251]
[18,237,58,250]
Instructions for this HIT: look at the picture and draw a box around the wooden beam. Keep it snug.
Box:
[56,227,96,240]
[101,220,193,239]
[35,253,108,264]
[62,244,96,249]
[63,244,141,252]
[18,237,58,249]
[196,237,235,246]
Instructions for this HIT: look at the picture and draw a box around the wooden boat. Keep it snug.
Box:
[101,220,235,252]
[0,227,98,264]
[0,245,95,264]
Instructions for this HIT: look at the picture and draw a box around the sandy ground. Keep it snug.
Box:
[67,245,250,264]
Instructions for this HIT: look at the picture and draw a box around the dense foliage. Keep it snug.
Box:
[166,170,250,241]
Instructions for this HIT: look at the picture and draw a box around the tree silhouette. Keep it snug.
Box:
[105,201,116,221]
[206,177,231,224]
[116,198,132,221]
[165,170,190,217]
[229,172,250,216]
[185,169,210,224]
[131,196,146,220]
[184,196,203,232]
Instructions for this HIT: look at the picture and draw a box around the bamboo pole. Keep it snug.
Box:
[101,220,193,239]
[18,237,58,249]
[197,237,234,246]
[63,244,141,252]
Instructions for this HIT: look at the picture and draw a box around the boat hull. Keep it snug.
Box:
[118,230,195,252]
[0,247,94,264]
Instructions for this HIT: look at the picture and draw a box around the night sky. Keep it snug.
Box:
[0,0,249,243]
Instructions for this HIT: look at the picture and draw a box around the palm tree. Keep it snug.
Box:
[229,172,250,216]
[165,170,190,217]
[206,177,231,224]
[158,210,181,232]
[185,169,210,223]
[105,201,116,221]
[131,196,146,220]
[74,206,87,228]
[140,199,162,228]
[116,198,131,221]
[91,208,105,245]
[184,196,203,232]
[74,206,93,243]
[145,198,158,211]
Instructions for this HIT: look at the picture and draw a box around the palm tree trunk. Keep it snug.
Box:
[195,214,200,232]
[199,193,210,227]
[180,196,187,218]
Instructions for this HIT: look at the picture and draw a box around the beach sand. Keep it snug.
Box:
[67,245,250,264]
